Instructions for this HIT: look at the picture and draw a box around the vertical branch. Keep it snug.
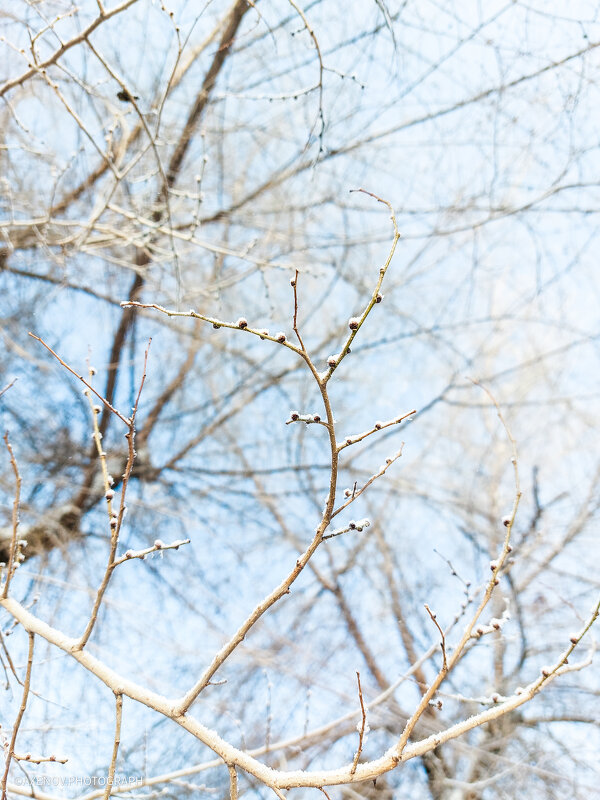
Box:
[78,341,151,649]
[1,632,34,800]
[228,763,238,800]
[424,605,447,671]
[153,194,401,713]
[1,433,22,599]
[290,270,306,351]
[396,381,521,758]
[285,0,325,152]
[350,672,367,775]
[103,693,123,800]
[96,273,144,441]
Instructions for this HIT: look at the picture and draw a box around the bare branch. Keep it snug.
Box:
[1,633,34,800]
[350,672,368,775]
[28,334,130,426]
[103,693,123,800]
[1,433,22,599]
[77,341,150,649]
[0,0,140,98]
[424,605,447,672]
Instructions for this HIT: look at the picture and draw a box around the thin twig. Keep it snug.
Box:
[285,0,325,154]
[1,433,22,599]
[322,520,370,542]
[78,341,151,649]
[424,605,447,671]
[337,410,416,451]
[103,693,123,800]
[331,446,404,519]
[120,302,303,356]
[0,380,17,400]
[114,539,191,566]
[1,633,34,800]
[350,672,367,775]
[28,334,130,425]
[291,269,306,351]
[323,189,400,384]
[470,378,521,536]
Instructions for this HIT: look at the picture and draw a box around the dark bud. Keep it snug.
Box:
[290,412,299,421]
[375,293,383,303]
[312,414,321,423]
[116,89,139,103]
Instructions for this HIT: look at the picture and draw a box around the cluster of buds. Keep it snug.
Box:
[287,411,322,424]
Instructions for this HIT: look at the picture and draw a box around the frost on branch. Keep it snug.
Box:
[286,412,324,425]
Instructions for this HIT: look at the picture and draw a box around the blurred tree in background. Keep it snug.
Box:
[1,1,599,798]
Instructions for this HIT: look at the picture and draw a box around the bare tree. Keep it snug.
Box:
[1,1,599,798]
